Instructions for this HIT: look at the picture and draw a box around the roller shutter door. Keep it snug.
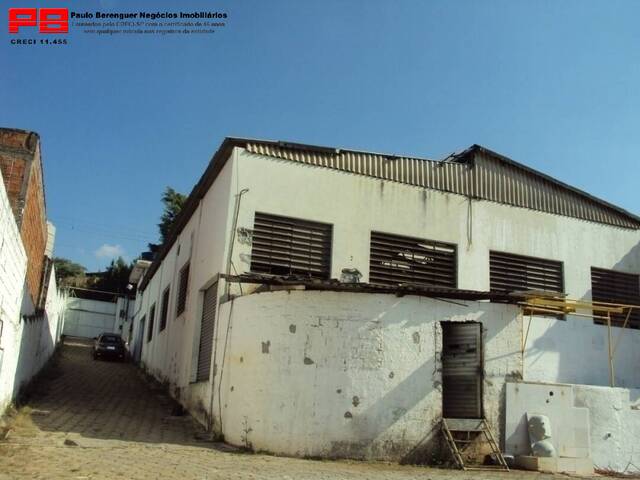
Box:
[196,282,217,382]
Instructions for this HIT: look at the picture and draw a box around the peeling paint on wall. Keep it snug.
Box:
[216,290,522,462]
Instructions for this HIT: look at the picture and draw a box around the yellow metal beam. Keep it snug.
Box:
[524,297,627,314]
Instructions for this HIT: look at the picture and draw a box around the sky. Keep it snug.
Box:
[2,0,639,271]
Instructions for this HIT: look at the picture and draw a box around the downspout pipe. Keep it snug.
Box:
[224,188,249,298]
[210,187,248,435]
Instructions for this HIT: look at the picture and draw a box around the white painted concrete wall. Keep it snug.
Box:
[135,152,236,425]
[227,149,640,389]
[0,168,65,414]
[523,315,640,387]
[505,380,640,474]
[213,290,521,460]
[133,146,640,459]
[63,297,118,339]
[0,270,64,413]
[0,168,29,413]
[12,267,66,397]
[114,297,135,344]
[505,382,591,459]
[573,384,640,473]
[230,149,640,293]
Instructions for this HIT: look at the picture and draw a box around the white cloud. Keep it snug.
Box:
[94,243,125,259]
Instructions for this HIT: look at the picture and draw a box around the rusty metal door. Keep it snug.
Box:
[441,322,483,418]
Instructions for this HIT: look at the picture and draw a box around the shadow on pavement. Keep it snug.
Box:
[21,337,228,449]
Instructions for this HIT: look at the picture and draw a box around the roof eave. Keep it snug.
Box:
[138,137,245,291]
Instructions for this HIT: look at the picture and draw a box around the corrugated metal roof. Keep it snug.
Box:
[246,141,640,229]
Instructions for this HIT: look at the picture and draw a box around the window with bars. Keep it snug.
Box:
[176,263,190,316]
[250,212,332,279]
[591,267,640,329]
[196,282,218,382]
[160,287,170,331]
[490,251,564,293]
[369,232,457,288]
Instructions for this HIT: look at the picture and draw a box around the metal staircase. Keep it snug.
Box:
[442,418,509,471]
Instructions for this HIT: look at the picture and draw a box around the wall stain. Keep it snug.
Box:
[352,396,360,407]
[412,332,420,344]
[303,357,314,365]
[261,341,270,354]
[392,407,407,420]
[344,411,352,419]
[289,324,296,333]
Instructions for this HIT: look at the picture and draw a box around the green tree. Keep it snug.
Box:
[158,187,187,244]
[94,256,133,294]
[53,257,86,284]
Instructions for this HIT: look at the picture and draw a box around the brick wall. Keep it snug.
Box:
[0,129,36,220]
[0,128,63,414]
[0,129,47,305]
[0,129,47,308]
[20,149,47,307]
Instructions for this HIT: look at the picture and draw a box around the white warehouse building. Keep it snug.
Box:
[129,138,640,473]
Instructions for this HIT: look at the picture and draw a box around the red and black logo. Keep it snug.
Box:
[8,8,68,33]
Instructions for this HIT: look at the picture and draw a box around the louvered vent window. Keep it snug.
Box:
[250,212,332,279]
[159,287,170,331]
[196,282,218,382]
[591,267,640,329]
[176,263,190,316]
[369,232,457,288]
[490,251,563,294]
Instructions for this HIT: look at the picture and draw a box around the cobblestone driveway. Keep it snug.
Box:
[0,340,594,480]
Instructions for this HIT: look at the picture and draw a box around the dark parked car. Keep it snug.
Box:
[93,333,126,360]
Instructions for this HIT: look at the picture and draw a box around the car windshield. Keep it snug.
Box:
[100,335,121,344]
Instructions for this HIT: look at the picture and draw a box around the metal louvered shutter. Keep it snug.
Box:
[592,267,640,328]
[442,322,482,419]
[196,282,217,382]
[250,212,332,279]
[490,251,563,293]
[159,287,170,330]
[369,231,457,288]
[177,263,190,316]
